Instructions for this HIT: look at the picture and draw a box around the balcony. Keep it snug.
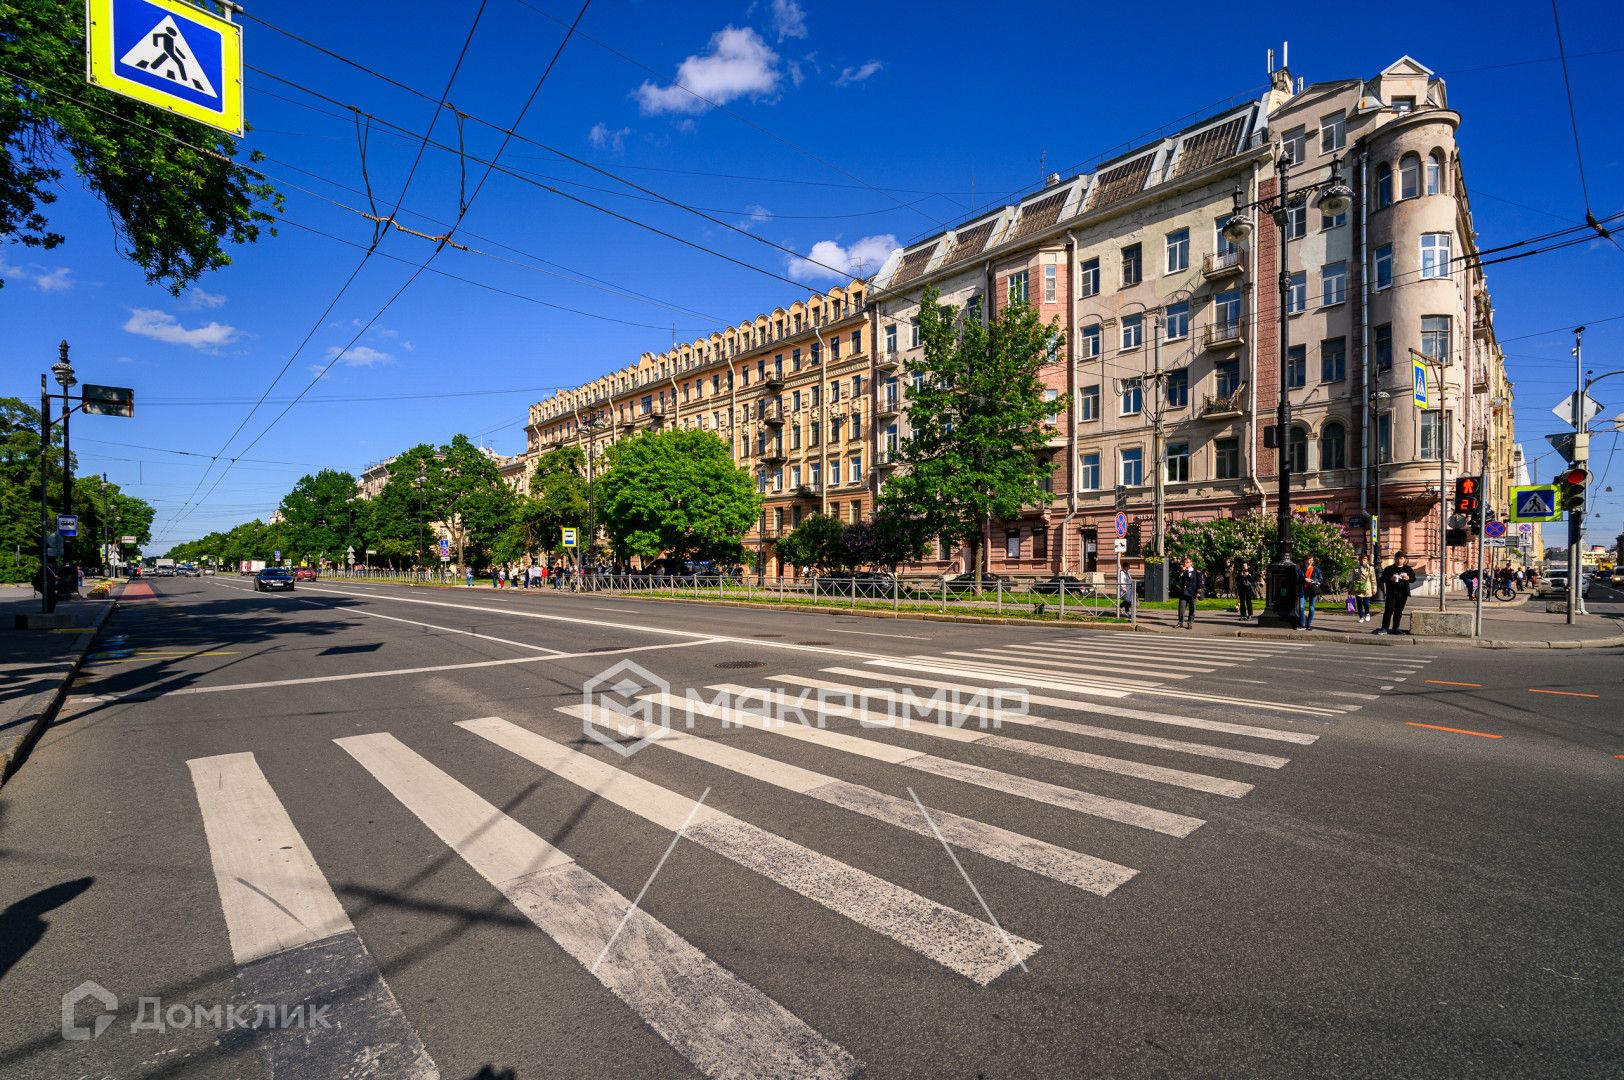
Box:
[876,397,902,419]
[762,409,785,427]
[761,448,787,465]
[1202,250,1245,281]
[794,483,821,499]
[1203,320,1244,350]
[877,452,900,470]
[1200,384,1247,419]
[875,351,899,372]
[763,373,786,391]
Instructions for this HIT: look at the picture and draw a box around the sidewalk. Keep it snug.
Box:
[0,587,117,784]
[1135,595,1624,648]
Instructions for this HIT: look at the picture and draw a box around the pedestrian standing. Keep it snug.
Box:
[1297,556,1325,629]
[1117,565,1133,617]
[1376,552,1417,635]
[465,567,473,588]
[1235,561,1255,621]
[1174,557,1203,629]
[1351,555,1377,623]
[1459,567,1478,601]
[1514,566,1525,592]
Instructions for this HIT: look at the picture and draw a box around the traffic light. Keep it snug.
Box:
[1114,484,1128,512]
[1453,475,1482,523]
[1558,466,1590,517]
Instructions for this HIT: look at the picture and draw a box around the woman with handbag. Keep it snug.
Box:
[1350,554,1376,624]
[1297,556,1326,629]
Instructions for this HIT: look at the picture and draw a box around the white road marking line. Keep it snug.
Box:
[869,657,1342,717]
[1380,685,1395,691]
[995,640,1246,665]
[953,647,1211,678]
[1009,639,1268,662]
[1326,691,1381,701]
[592,785,713,975]
[1050,634,1311,653]
[906,787,1028,975]
[821,627,933,640]
[337,732,860,1079]
[767,675,1253,798]
[186,752,354,964]
[555,704,1137,896]
[814,668,1293,765]
[295,595,567,655]
[906,654,1168,691]
[458,717,1037,985]
[686,689,1205,838]
[820,667,1317,746]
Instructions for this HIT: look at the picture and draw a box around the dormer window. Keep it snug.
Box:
[1392,96,1415,114]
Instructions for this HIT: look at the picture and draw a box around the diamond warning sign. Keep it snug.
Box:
[86,0,243,136]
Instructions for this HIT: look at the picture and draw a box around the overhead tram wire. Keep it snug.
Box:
[161,0,595,543]
[1548,0,1614,247]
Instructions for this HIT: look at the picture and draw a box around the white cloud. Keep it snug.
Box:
[325,344,392,367]
[635,27,781,115]
[31,266,73,292]
[788,60,805,87]
[123,308,240,349]
[787,234,898,282]
[306,364,330,380]
[770,0,807,41]
[588,122,631,153]
[738,204,773,231]
[835,61,883,87]
[184,287,227,309]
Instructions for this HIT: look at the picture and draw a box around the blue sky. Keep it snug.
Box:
[4,0,1622,553]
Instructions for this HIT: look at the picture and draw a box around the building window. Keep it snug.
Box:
[1399,153,1421,200]
[1008,270,1029,304]
[829,458,841,486]
[830,336,840,360]
[1080,325,1102,359]
[1214,289,1242,333]
[1005,529,1022,559]
[1282,126,1307,165]
[1421,315,1452,364]
[850,453,862,479]
[1322,204,1347,230]
[1426,150,1445,195]
[1321,337,1347,383]
[1120,447,1144,486]
[967,294,982,322]
[1165,228,1190,273]
[1044,388,1060,424]
[1392,96,1415,115]
[1043,264,1057,303]
[883,424,899,460]
[1120,377,1143,416]
[1375,162,1393,209]
[1121,314,1143,350]
[1165,301,1189,340]
[1287,425,1309,474]
[852,374,862,397]
[851,329,861,354]
[1166,442,1190,482]
[1166,368,1188,408]
[1080,384,1100,421]
[1285,203,1307,240]
[1322,261,1347,306]
[884,324,897,354]
[1374,244,1393,290]
[1032,526,1048,560]
[1320,422,1347,469]
[1420,410,1451,460]
[1080,452,1101,490]
[1215,437,1240,480]
[1420,233,1452,279]
[1286,271,1307,314]
[829,379,841,403]
[1375,324,1394,372]
[1080,257,1100,297]
[1320,111,1346,153]
[1378,412,1393,463]
[1286,345,1306,389]
[909,318,921,348]
[1215,358,1241,397]
[1121,243,1142,287]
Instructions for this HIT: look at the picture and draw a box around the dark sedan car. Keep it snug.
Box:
[1030,574,1097,597]
[255,567,295,592]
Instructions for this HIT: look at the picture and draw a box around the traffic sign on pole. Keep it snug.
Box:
[1411,357,1432,409]
[1483,520,1506,540]
[1508,485,1561,522]
[85,0,244,136]
[437,537,450,557]
[1113,512,1127,539]
[1112,538,1128,553]
[561,527,578,549]
[57,514,78,537]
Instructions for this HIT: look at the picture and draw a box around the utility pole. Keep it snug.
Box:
[38,373,53,614]
[1148,312,1168,601]
[1568,326,1586,624]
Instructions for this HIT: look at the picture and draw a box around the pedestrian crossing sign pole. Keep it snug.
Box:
[1411,356,1432,409]
[85,0,244,136]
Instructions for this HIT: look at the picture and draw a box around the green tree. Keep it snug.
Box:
[877,286,1063,588]
[842,512,926,572]
[1,0,280,292]
[776,513,847,573]
[598,429,760,561]
[277,469,357,565]
[1166,512,1357,592]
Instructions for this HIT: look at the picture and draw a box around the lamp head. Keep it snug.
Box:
[1222,212,1255,245]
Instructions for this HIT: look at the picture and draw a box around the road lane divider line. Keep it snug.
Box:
[555,704,1138,896]
[186,752,437,1078]
[684,689,1205,838]
[767,675,1253,798]
[1404,722,1503,739]
[1527,688,1601,698]
[336,732,859,1079]
[1424,680,1483,688]
[293,595,568,655]
[457,717,1038,984]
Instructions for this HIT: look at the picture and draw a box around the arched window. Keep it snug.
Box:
[1426,151,1445,195]
[1375,162,1393,209]
[1320,422,1347,470]
[1399,153,1421,200]
[1288,425,1310,475]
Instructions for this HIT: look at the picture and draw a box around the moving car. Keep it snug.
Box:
[255,567,295,592]
[294,567,318,581]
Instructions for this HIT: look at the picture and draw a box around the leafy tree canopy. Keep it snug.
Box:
[1165,512,1358,589]
[598,429,760,561]
[775,513,847,573]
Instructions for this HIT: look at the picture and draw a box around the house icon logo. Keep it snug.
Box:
[62,981,118,1041]
[581,659,671,758]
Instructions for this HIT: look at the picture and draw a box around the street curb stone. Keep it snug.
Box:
[0,599,116,787]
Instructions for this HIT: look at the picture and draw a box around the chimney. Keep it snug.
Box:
[1045,173,1061,188]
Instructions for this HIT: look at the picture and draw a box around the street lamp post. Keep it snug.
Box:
[414,465,426,575]
[1221,153,1351,625]
[1368,389,1393,562]
[581,411,606,587]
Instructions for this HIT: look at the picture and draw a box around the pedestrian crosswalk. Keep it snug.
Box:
[179,631,1383,1077]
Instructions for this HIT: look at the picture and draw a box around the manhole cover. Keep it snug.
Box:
[796,641,831,646]
[715,660,767,669]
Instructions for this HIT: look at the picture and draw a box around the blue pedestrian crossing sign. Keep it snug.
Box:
[86,0,244,136]
[1411,356,1432,409]
[1508,485,1561,522]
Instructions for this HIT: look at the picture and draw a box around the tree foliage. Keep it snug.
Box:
[277,469,358,564]
[0,0,280,291]
[597,429,759,561]
[775,513,847,572]
[877,286,1063,586]
[1165,512,1358,590]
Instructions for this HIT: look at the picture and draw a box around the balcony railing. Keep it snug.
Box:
[1201,384,1247,419]
[1203,320,1244,349]
[876,397,902,418]
[875,351,899,371]
[794,483,821,499]
[763,373,786,391]
[1202,250,1245,279]
[762,409,785,427]
[761,448,787,465]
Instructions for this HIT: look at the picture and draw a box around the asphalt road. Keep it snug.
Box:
[0,577,1618,1079]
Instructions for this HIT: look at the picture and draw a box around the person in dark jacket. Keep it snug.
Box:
[1235,561,1255,621]
[1377,552,1418,635]
[1297,556,1325,629]
[1174,557,1204,629]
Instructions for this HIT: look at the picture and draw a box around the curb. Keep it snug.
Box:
[1230,625,1624,648]
[0,600,116,787]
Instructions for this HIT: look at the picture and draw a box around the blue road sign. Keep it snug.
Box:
[1411,357,1431,409]
[57,514,78,538]
[438,538,450,555]
[1114,512,1127,538]
[1509,485,1560,523]
[1483,519,1506,539]
[86,0,244,135]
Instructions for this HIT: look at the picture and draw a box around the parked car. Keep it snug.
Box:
[1030,574,1097,597]
[814,572,895,598]
[255,567,296,592]
[294,567,318,581]
[946,572,1006,592]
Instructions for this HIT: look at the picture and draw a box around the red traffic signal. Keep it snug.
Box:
[1557,466,1591,486]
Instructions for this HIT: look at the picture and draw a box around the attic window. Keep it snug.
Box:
[940,220,999,267]
[891,243,938,285]
[1173,116,1248,178]
[1392,96,1415,114]
[1089,154,1154,210]
[1009,190,1069,240]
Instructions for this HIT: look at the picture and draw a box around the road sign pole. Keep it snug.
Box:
[1568,328,1585,624]
[39,373,53,614]
[1473,500,1486,637]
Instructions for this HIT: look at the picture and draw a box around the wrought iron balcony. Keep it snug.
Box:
[1200,384,1247,419]
[1203,320,1244,350]
[1202,250,1245,280]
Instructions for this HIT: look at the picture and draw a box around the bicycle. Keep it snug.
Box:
[1490,580,1516,601]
